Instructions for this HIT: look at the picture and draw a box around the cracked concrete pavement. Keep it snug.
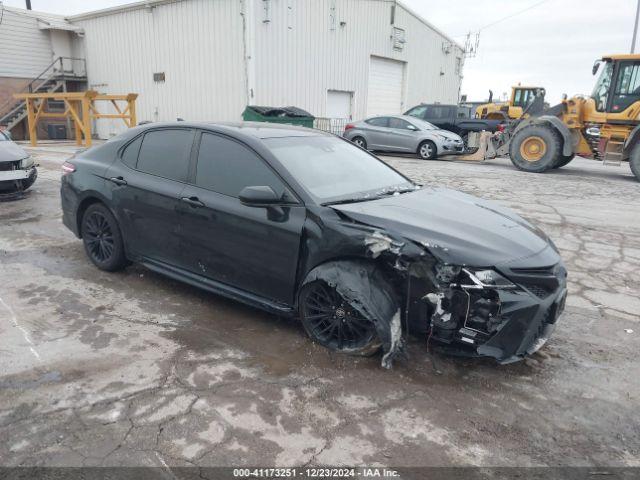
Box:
[0,146,638,468]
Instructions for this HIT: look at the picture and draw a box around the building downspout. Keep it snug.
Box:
[240,0,256,111]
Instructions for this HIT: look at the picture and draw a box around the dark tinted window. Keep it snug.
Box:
[365,117,389,127]
[424,106,452,119]
[137,129,193,181]
[612,62,640,112]
[195,133,285,198]
[388,118,415,130]
[121,135,143,168]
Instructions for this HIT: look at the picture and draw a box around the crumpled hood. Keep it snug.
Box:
[0,141,29,163]
[332,187,556,267]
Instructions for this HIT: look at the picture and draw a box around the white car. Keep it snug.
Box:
[343,115,465,160]
[0,130,37,194]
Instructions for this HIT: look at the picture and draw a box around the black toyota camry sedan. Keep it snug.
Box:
[61,122,567,368]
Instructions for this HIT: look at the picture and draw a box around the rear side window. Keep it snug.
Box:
[388,118,414,130]
[195,133,286,198]
[137,129,194,181]
[121,135,143,168]
[424,106,451,119]
[365,117,389,127]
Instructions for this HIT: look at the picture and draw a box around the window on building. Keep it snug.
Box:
[137,129,194,181]
[195,133,286,198]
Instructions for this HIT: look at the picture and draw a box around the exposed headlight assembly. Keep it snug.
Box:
[461,268,517,290]
[20,156,34,168]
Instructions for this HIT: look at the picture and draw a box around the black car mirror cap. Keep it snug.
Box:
[239,185,282,206]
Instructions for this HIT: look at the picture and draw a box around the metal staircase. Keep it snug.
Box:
[0,57,87,133]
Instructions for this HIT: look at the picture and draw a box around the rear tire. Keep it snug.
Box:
[299,280,381,356]
[81,203,127,272]
[630,143,640,182]
[509,124,561,173]
[418,140,437,160]
[352,136,367,150]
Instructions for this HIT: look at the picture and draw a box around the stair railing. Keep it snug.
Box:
[0,56,87,123]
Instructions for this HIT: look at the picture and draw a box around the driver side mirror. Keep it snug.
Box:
[239,185,281,206]
[407,124,418,131]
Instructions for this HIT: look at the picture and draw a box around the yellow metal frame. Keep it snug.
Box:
[13,90,138,147]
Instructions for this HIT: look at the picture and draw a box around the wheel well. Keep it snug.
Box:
[75,197,103,238]
[295,256,403,309]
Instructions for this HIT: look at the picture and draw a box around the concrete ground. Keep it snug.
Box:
[0,145,639,469]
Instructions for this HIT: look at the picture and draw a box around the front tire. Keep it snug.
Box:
[418,140,437,160]
[630,143,640,182]
[299,280,381,356]
[553,154,575,169]
[509,124,561,173]
[81,203,127,272]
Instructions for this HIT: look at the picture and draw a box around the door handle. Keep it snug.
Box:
[109,176,127,186]
[181,196,205,208]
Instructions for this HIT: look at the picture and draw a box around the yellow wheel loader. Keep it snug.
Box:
[476,85,546,121]
[479,55,640,182]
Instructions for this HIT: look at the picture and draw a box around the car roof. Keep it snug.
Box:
[131,121,331,139]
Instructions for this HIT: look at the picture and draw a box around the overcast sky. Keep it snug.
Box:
[1,0,634,104]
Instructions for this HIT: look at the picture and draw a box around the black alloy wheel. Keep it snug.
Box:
[300,281,380,355]
[81,203,127,271]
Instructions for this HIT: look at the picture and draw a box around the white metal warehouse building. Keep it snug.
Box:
[70,0,464,138]
[0,0,464,140]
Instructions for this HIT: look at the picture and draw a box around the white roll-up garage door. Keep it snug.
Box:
[366,56,405,117]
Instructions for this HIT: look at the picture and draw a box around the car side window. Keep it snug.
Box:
[388,118,415,130]
[195,132,286,198]
[120,135,143,168]
[365,117,389,127]
[137,129,194,181]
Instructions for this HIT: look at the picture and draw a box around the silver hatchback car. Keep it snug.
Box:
[343,115,464,160]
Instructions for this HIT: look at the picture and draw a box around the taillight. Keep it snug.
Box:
[62,162,76,175]
[344,123,355,132]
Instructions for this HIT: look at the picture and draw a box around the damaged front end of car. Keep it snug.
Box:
[306,222,567,369]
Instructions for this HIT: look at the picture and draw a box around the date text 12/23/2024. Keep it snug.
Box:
[233,468,400,478]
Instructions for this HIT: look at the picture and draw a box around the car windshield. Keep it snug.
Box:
[0,131,8,141]
[265,136,415,204]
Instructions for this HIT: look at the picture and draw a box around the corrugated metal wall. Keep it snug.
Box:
[250,0,463,120]
[0,7,55,78]
[74,0,462,137]
[74,0,247,138]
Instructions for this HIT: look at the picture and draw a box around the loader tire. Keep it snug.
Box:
[553,154,575,169]
[509,124,561,173]
[630,144,640,182]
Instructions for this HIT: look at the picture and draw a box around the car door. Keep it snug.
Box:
[361,117,390,149]
[105,128,195,266]
[384,117,419,152]
[177,131,306,305]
